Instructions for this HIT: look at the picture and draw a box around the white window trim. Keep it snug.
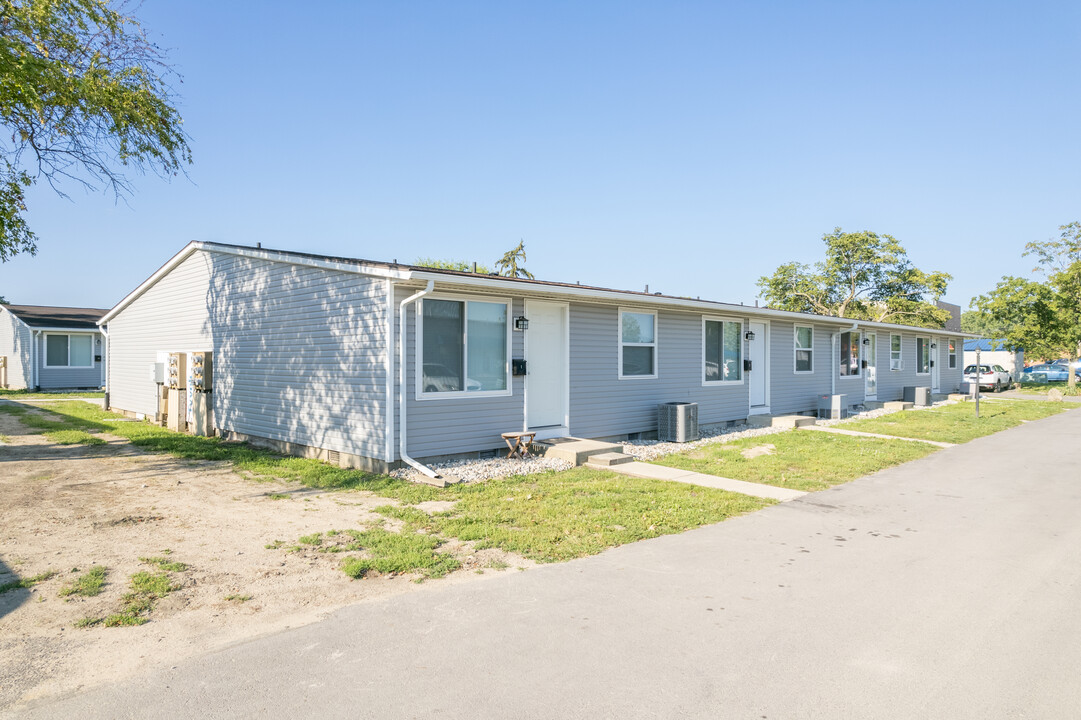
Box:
[916,336,931,376]
[701,315,745,387]
[618,307,658,380]
[839,330,861,378]
[42,332,96,369]
[889,334,903,371]
[948,338,958,369]
[793,325,814,375]
[415,293,513,400]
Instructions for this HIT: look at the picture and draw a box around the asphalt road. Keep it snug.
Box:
[12,406,1081,719]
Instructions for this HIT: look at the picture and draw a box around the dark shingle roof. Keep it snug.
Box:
[2,304,108,330]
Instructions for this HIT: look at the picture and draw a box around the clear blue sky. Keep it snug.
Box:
[2,0,1078,311]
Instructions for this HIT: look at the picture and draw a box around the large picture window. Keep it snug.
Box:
[44,333,94,368]
[916,337,930,374]
[419,298,509,396]
[839,330,861,377]
[890,334,902,371]
[620,310,657,378]
[703,318,742,384]
[794,325,814,373]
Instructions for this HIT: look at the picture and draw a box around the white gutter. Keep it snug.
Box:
[398,280,440,480]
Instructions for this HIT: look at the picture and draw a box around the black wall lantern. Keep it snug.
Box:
[514,316,529,331]
[930,342,937,349]
[744,330,756,341]
[862,337,870,345]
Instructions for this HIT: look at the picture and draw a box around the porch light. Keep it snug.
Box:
[514,316,529,331]
[744,330,755,341]
[862,338,870,345]
[930,342,937,349]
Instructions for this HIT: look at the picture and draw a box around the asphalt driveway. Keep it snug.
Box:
[11,406,1081,719]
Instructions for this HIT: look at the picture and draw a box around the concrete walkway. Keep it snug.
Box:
[11,408,1081,719]
[601,459,806,502]
[802,424,956,448]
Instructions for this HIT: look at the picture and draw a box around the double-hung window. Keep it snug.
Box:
[839,330,861,377]
[419,297,510,397]
[44,333,94,368]
[794,326,813,373]
[890,334,902,370]
[619,310,657,378]
[948,339,957,369]
[916,337,931,374]
[703,318,742,384]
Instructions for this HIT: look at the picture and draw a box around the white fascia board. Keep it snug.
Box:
[26,327,102,333]
[99,242,413,325]
[853,319,981,339]
[406,271,856,326]
[4,308,33,331]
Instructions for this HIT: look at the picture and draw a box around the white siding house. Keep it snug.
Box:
[0,304,107,389]
[100,242,973,472]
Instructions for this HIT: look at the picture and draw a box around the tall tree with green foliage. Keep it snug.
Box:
[494,240,534,279]
[0,0,192,261]
[973,222,1081,390]
[960,309,1008,336]
[757,228,952,327]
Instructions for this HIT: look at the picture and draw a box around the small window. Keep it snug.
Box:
[44,333,95,368]
[948,339,957,369]
[703,318,742,384]
[419,298,509,396]
[916,337,930,374]
[840,331,861,377]
[794,326,814,373]
[620,310,657,378]
[890,334,902,371]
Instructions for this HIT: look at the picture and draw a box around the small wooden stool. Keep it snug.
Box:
[501,431,537,459]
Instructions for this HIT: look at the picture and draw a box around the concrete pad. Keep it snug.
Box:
[802,424,955,448]
[746,414,817,429]
[948,393,970,402]
[583,452,634,467]
[606,461,806,502]
[534,437,624,465]
[883,401,913,411]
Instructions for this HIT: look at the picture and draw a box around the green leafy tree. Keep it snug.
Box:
[960,309,1008,336]
[414,258,491,273]
[974,222,1081,390]
[494,240,534,279]
[0,0,192,261]
[757,228,952,327]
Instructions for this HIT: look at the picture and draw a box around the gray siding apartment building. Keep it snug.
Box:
[0,304,107,389]
[100,242,969,472]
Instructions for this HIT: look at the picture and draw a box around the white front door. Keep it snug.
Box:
[525,300,569,433]
[748,321,768,412]
[931,337,941,393]
[865,332,878,400]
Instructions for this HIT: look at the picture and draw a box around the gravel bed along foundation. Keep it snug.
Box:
[391,455,574,484]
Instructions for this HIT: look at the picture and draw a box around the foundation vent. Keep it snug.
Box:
[327,450,341,465]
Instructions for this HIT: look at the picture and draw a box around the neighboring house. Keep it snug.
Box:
[963,339,1024,378]
[99,242,973,472]
[0,304,107,390]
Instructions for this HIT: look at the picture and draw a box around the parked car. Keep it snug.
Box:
[964,364,1012,392]
[1020,363,1081,383]
[1050,359,1081,371]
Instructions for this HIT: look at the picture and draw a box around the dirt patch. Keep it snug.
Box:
[740,444,776,459]
[0,403,531,710]
[415,500,459,514]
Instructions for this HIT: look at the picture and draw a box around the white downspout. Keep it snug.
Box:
[398,280,441,480]
[31,330,40,389]
[99,324,109,401]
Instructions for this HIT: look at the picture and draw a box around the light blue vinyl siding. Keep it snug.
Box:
[36,332,104,389]
[768,321,833,414]
[0,308,32,388]
[108,250,388,460]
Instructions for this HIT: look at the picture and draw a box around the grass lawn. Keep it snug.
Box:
[1015,381,1080,396]
[651,431,937,492]
[4,400,774,565]
[842,400,1071,444]
[0,388,104,399]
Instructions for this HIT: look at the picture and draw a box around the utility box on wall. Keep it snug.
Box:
[190,351,213,436]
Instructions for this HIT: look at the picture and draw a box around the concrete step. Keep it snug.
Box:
[747,414,817,429]
[534,437,624,466]
[883,401,914,411]
[947,393,970,402]
[584,452,635,468]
